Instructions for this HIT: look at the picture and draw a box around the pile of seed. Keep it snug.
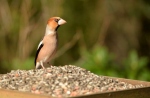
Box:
[0,65,144,97]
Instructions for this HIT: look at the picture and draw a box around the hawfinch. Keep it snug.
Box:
[35,17,66,69]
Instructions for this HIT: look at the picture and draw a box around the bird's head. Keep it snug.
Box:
[47,17,67,31]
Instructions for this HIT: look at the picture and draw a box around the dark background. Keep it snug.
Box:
[0,0,150,81]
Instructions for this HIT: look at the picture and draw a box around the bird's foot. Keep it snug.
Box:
[41,64,45,69]
[42,66,45,69]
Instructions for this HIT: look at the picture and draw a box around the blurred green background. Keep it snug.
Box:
[0,0,150,81]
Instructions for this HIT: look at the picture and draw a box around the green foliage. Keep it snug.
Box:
[10,58,34,70]
[77,46,114,75]
[123,50,150,80]
[1,58,34,73]
[76,46,150,81]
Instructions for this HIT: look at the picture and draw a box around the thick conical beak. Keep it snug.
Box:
[58,19,67,25]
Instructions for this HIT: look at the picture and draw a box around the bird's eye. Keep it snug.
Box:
[54,19,59,23]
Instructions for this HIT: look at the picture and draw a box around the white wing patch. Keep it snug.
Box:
[37,41,43,50]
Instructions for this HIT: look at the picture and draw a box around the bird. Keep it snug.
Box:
[35,17,67,69]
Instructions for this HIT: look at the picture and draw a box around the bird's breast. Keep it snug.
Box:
[38,35,58,62]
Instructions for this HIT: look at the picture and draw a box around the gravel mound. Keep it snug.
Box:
[0,65,144,97]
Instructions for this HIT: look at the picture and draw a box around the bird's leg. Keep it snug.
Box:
[40,61,45,69]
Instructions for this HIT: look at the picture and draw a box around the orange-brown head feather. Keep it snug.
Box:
[47,17,66,31]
